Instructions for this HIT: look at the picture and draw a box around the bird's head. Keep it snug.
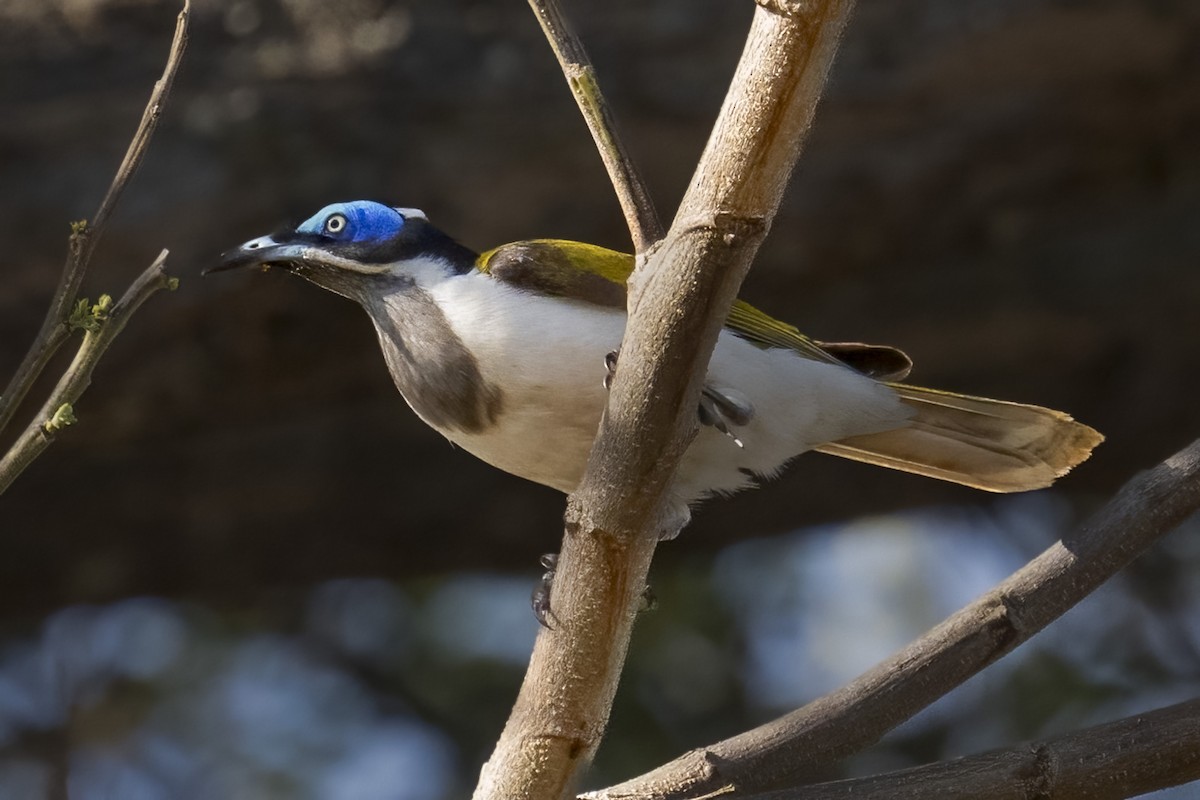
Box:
[211,200,476,300]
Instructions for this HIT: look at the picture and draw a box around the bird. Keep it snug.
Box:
[213,200,1102,531]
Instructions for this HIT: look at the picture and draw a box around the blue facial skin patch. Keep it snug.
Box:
[296,201,406,243]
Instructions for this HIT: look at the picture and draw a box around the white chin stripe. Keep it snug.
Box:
[393,207,427,220]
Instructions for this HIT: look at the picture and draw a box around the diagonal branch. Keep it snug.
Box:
[474,2,857,798]
[526,0,663,251]
[0,0,189,438]
[739,698,1200,800]
[0,253,177,494]
[590,437,1200,800]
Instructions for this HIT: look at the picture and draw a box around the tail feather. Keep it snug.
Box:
[814,385,1103,492]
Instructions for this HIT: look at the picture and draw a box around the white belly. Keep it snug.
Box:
[426,273,908,505]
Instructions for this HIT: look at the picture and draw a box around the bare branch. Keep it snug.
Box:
[526,0,663,251]
[0,0,189,437]
[738,698,1200,800]
[590,437,1200,799]
[474,2,856,798]
[0,253,177,494]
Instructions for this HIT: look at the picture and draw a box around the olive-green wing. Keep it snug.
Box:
[478,239,910,379]
[478,239,630,309]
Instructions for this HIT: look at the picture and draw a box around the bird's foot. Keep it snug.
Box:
[603,349,620,390]
[531,552,558,629]
[530,551,657,627]
[698,386,753,448]
[640,584,659,613]
[606,352,751,450]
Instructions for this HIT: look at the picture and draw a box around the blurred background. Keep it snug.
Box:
[1,0,1198,797]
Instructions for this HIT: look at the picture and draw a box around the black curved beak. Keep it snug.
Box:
[205,235,304,275]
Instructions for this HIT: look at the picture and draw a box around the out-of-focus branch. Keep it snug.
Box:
[0,253,176,494]
[590,437,1200,800]
[0,0,189,438]
[738,698,1200,800]
[473,2,857,798]
[525,0,663,252]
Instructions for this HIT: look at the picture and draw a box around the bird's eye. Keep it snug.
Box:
[325,213,347,235]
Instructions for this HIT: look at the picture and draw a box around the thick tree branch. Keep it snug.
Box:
[473,2,856,798]
[0,1,189,438]
[0,253,177,494]
[590,437,1200,799]
[741,698,1200,800]
[526,0,663,251]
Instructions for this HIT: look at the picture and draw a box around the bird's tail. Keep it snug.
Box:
[814,385,1103,492]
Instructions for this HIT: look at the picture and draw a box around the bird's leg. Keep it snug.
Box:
[531,552,558,629]
[698,386,754,448]
[530,551,656,625]
[606,352,751,447]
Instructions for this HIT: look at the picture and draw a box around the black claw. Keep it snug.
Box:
[531,552,559,628]
[640,584,658,613]
[532,552,655,625]
[698,387,749,448]
[603,350,620,390]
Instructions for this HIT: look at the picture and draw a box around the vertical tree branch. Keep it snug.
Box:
[0,0,189,438]
[474,2,856,798]
[526,0,663,251]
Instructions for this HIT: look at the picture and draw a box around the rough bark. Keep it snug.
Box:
[473,2,855,797]
[741,699,1200,800]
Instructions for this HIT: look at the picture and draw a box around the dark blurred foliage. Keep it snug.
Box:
[0,0,1198,797]
[0,501,1197,798]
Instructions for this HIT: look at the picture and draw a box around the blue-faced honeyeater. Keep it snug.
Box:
[214,201,1102,529]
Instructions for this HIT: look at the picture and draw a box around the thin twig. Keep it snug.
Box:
[474,3,857,798]
[590,438,1200,800]
[0,0,189,437]
[739,698,1200,800]
[0,253,176,494]
[526,0,663,251]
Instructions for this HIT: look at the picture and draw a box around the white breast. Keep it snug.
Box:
[423,271,909,507]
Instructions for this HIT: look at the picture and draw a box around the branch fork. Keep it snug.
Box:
[475,1,1200,799]
[0,2,189,494]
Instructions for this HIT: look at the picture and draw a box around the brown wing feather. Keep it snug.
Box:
[815,342,913,381]
[815,385,1103,491]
